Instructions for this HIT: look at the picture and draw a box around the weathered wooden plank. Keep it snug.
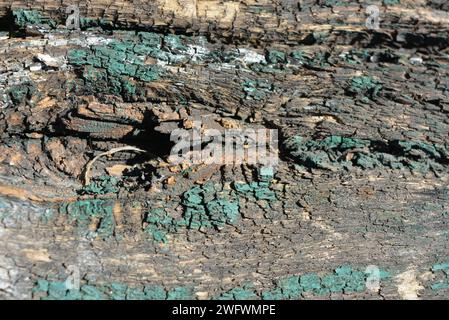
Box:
[0,2,449,300]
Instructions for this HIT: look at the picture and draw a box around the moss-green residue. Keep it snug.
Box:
[261,265,390,299]
[11,9,56,29]
[59,199,115,239]
[79,175,119,195]
[284,135,448,173]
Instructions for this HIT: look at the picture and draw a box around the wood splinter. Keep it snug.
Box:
[83,146,146,186]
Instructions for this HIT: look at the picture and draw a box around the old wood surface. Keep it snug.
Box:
[0,1,449,299]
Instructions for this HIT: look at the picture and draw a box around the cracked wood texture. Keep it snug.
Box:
[0,1,449,299]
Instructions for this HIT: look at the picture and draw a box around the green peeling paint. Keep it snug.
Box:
[182,183,240,231]
[383,0,400,5]
[233,181,277,202]
[7,82,37,106]
[339,50,371,64]
[348,76,383,99]
[11,9,56,29]
[266,50,287,64]
[60,199,115,239]
[143,175,279,243]
[67,34,165,101]
[80,175,119,195]
[261,265,390,299]
[143,182,241,242]
[143,207,178,243]
[32,279,194,300]
[33,264,390,300]
[242,79,276,100]
[79,17,114,30]
[167,287,195,300]
[321,0,353,7]
[290,51,330,67]
[284,135,448,173]
[430,260,449,291]
[217,283,257,300]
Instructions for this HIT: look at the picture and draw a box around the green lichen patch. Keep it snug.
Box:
[284,135,449,173]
